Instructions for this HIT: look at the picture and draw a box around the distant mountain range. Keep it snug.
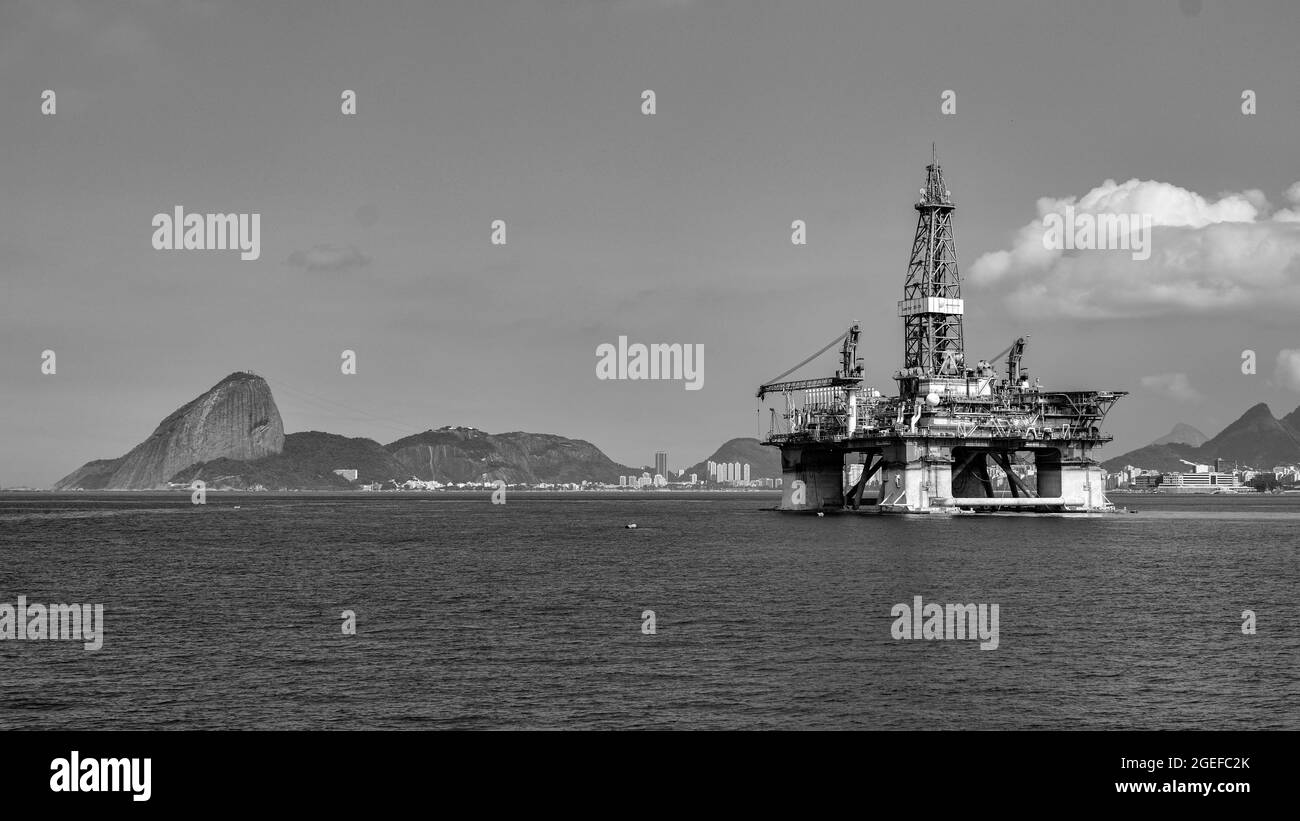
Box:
[52,373,770,490]
[1103,404,1300,473]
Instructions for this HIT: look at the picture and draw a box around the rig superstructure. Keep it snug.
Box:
[757,150,1126,513]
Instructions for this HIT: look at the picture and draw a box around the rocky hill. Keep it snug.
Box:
[155,426,645,490]
[54,372,284,489]
[386,427,640,484]
[171,432,407,490]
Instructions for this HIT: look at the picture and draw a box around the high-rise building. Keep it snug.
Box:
[743,464,750,483]
[655,452,668,480]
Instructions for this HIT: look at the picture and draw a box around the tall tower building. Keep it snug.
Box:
[655,451,668,480]
[899,145,965,380]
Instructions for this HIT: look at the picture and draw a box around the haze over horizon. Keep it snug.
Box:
[4,0,1300,487]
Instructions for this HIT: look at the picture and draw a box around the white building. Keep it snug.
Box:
[1161,471,1241,489]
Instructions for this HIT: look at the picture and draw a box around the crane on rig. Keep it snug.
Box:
[756,324,864,400]
[975,336,1030,385]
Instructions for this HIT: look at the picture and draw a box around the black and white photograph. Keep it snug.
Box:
[0,0,1294,806]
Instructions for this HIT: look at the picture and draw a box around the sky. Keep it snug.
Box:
[3,0,1300,487]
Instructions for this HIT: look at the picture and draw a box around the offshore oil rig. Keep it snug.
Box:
[757,149,1126,514]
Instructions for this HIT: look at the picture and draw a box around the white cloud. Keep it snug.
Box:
[1275,350,1300,393]
[1275,182,1300,223]
[969,178,1300,319]
[1139,372,1203,403]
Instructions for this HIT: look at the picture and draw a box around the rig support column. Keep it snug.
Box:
[877,439,954,513]
[778,446,845,511]
[1035,450,1109,511]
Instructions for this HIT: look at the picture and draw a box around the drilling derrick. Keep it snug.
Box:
[901,147,965,382]
[757,148,1127,515]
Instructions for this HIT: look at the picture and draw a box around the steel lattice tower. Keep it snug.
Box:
[899,147,965,377]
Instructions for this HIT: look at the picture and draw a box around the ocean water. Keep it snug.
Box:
[0,491,1296,730]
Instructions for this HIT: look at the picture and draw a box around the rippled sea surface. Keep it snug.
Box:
[1,491,1297,730]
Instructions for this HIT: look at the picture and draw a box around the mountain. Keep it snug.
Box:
[1103,403,1300,472]
[166,427,642,490]
[54,372,284,490]
[385,427,640,484]
[171,432,408,490]
[145,426,643,490]
[1101,442,1201,473]
[683,437,781,480]
[1199,403,1300,465]
[1285,404,1300,433]
[1150,422,1208,447]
